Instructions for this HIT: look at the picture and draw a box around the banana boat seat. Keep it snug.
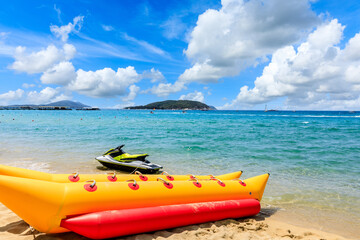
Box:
[0,164,243,182]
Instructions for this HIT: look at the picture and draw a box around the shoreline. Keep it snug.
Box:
[0,203,352,240]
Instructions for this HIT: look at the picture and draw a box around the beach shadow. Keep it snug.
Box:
[0,219,30,234]
[33,232,88,240]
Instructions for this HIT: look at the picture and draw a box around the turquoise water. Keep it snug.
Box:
[0,110,359,236]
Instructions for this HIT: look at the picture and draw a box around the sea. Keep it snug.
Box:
[0,110,359,238]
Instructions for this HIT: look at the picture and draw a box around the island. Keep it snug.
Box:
[0,100,99,110]
[125,100,216,110]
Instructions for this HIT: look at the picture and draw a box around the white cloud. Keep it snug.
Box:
[27,87,70,104]
[161,15,187,40]
[180,0,319,84]
[54,5,62,23]
[10,44,76,74]
[222,19,360,110]
[0,89,24,105]
[68,66,141,98]
[22,83,36,88]
[123,33,167,57]
[112,102,135,109]
[179,91,205,102]
[40,61,76,85]
[102,25,114,31]
[150,81,186,97]
[142,68,165,83]
[122,85,140,102]
[50,16,84,42]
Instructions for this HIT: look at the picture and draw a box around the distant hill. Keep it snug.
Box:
[45,100,90,109]
[2,100,91,110]
[125,100,216,110]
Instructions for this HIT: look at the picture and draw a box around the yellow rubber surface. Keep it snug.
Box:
[0,173,269,233]
[0,164,242,182]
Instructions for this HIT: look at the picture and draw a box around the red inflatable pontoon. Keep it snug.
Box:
[61,199,260,239]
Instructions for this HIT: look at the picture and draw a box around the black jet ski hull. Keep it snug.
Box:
[98,161,161,174]
[96,156,162,174]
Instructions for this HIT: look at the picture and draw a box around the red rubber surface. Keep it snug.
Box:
[61,199,260,239]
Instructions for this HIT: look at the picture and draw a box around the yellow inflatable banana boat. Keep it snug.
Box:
[0,164,242,182]
[0,173,269,234]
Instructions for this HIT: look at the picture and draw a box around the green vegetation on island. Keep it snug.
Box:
[0,100,99,110]
[125,100,216,110]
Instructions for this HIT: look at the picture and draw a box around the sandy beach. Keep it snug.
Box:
[0,202,352,240]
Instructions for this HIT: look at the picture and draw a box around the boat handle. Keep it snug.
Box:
[212,177,225,187]
[126,179,137,187]
[208,174,215,180]
[189,176,202,187]
[161,171,174,181]
[157,177,170,185]
[188,176,199,182]
[107,172,116,179]
[85,180,96,188]
[188,174,196,180]
[134,171,148,181]
[134,171,143,176]
[232,178,246,185]
[72,172,79,178]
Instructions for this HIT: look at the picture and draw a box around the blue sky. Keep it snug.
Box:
[0,0,360,110]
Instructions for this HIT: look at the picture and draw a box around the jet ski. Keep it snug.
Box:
[95,145,163,174]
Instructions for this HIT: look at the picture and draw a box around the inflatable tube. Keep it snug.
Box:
[0,164,242,182]
[61,199,261,239]
[0,173,269,233]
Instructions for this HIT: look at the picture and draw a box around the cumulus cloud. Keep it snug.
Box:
[222,19,360,110]
[50,16,84,42]
[68,66,141,98]
[27,87,70,104]
[10,44,76,74]
[150,81,186,97]
[179,91,204,102]
[180,0,319,84]
[40,61,76,85]
[122,84,140,102]
[142,68,165,83]
[0,89,24,105]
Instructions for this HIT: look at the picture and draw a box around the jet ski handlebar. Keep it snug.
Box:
[116,145,125,150]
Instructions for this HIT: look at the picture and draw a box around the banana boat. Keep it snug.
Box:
[0,164,242,182]
[0,173,269,234]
